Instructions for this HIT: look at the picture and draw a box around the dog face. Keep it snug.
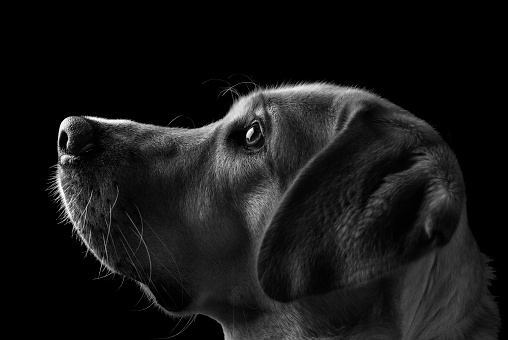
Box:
[55,83,464,317]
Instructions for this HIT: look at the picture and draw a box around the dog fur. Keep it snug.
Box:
[55,83,500,339]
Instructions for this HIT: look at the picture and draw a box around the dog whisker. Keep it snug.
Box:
[125,210,153,282]
[166,115,195,129]
[81,190,94,217]
[51,180,80,225]
[202,78,235,101]
[93,234,115,280]
[146,250,185,297]
[133,204,150,267]
[132,300,158,313]
[98,234,108,274]
[82,230,92,259]
[159,315,197,339]
[115,275,126,292]
[142,219,186,301]
[203,78,243,103]
[131,290,157,312]
[93,270,114,280]
[118,236,146,286]
[63,187,82,211]
[155,284,178,311]
[78,191,94,258]
[105,185,119,255]
[227,78,260,95]
[160,316,185,339]
[126,209,143,254]
[46,176,61,196]
[219,85,240,102]
[227,74,260,91]
[77,190,93,227]
[108,228,120,264]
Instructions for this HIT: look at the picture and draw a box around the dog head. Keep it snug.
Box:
[55,83,464,316]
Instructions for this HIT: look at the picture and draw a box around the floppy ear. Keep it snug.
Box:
[257,93,465,302]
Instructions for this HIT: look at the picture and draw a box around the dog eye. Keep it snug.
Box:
[244,121,264,150]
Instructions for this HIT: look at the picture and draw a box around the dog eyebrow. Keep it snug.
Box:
[252,92,267,109]
[256,92,270,116]
[251,92,272,130]
[229,93,270,129]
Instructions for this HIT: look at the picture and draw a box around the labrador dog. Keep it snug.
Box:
[54,83,500,339]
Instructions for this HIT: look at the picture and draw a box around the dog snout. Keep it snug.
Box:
[58,116,95,156]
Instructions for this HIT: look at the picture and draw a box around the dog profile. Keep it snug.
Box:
[54,83,500,339]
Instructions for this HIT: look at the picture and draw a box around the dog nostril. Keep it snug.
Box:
[58,130,69,151]
[58,116,96,156]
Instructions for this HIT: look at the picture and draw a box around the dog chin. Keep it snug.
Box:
[136,281,193,314]
[72,226,193,314]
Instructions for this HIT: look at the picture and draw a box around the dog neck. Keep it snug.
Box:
[202,211,498,339]
[399,209,499,339]
[206,272,399,339]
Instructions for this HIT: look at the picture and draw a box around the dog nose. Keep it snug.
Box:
[58,116,95,156]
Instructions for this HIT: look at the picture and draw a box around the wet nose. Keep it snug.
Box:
[58,116,95,156]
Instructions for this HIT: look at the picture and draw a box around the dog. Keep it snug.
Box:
[55,83,500,339]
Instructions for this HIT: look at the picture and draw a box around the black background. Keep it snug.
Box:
[10,6,505,340]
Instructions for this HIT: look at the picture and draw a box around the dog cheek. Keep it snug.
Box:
[242,181,282,242]
[180,184,245,261]
[183,185,215,226]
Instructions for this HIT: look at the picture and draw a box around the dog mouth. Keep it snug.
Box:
[56,161,128,272]
[55,149,156,282]
[55,162,192,312]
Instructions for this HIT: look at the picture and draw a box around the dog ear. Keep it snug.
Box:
[257,92,465,302]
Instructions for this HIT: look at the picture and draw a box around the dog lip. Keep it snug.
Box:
[58,145,96,166]
[59,154,78,165]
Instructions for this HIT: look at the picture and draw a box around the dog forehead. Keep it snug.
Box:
[222,93,265,123]
[223,83,342,123]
